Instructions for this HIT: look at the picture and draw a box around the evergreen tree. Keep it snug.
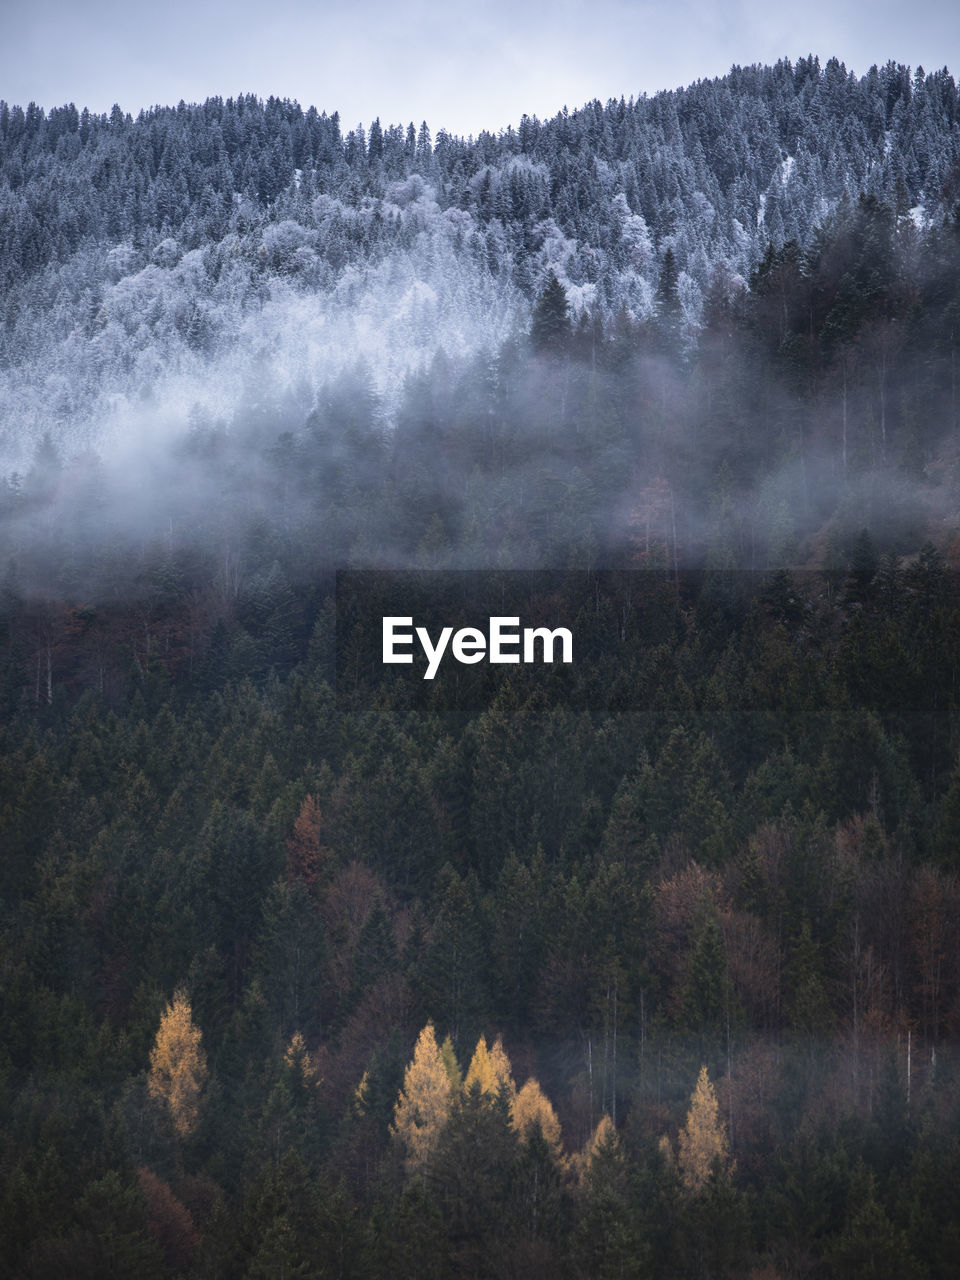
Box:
[656,245,683,340]
[531,271,571,354]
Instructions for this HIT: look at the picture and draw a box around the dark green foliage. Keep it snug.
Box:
[370,1181,447,1279]
[530,272,571,354]
[505,1123,567,1252]
[681,1161,752,1280]
[256,878,327,1045]
[828,1162,924,1280]
[656,247,683,346]
[573,1121,647,1279]
[2,557,960,1275]
[416,867,490,1049]
[19,1171,164,1280]
[430,1082,519,1273]
[4,64,960,1268]
[679,891,737,1040]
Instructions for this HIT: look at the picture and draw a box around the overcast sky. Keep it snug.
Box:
[3,0,959,136]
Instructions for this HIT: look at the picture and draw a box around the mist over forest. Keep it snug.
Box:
[3,56,960,585]
[4,57,960,1280]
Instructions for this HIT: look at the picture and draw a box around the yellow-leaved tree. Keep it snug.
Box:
[464,1033,516,1103]
[391,1022,453,1176]
[511,1077,563,1157]
[283,1030,321,1084]
[677,1065,730,1191]
[148,989,207,1137]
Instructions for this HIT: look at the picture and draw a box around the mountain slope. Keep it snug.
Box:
[2,57,958,466]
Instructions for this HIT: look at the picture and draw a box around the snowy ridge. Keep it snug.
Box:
[1,57,958,464]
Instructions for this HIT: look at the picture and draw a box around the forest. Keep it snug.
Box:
[2,55,959,471]
[2,54,960,1279]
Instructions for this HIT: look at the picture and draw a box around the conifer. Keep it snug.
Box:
[464,1033,516,1103]
[391,1022,453,1176]
[677,1065,730,1192]
[511,1078,563,1156]
[147,989,208,1138]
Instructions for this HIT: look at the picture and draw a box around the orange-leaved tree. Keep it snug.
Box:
[148,988,208,1138]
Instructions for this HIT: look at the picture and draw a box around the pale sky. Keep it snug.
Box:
[2,0,959,136]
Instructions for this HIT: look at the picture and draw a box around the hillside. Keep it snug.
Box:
[3,58,960,1280]
[1,56,958,469]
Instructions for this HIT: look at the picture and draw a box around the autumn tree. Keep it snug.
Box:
[148,989,208,1138]
[512,1077,563,1158]
[677,1066,730,1192]
[138,1168,199,1273]
[391,1022,453,1176]
[285,793,330,889]
[464,1033,516,1103]
[284,1030,322,1085]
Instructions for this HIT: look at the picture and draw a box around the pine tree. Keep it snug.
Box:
[367,117,384,162]
[829,1163,923,1279]
[258,877,327,1044]
[417,867,488,1045]
[147,988,208,1138]
[439,1033,462,1092]
[578,1114,621,1184]
[788,916,834,1035]
[656,246,683,339]
[416,121,432,163]
[531,271,571,354]
[372,1181,446,1279]
[573,1115,644,1277]
[847,528,878,601]
[679,890,734,1038]
[935,753,960,868]
[431,1079,518,1264]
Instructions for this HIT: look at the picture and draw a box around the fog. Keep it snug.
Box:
[1,65,958,602]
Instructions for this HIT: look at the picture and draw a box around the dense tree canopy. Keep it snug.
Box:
[3,55,960,1279]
